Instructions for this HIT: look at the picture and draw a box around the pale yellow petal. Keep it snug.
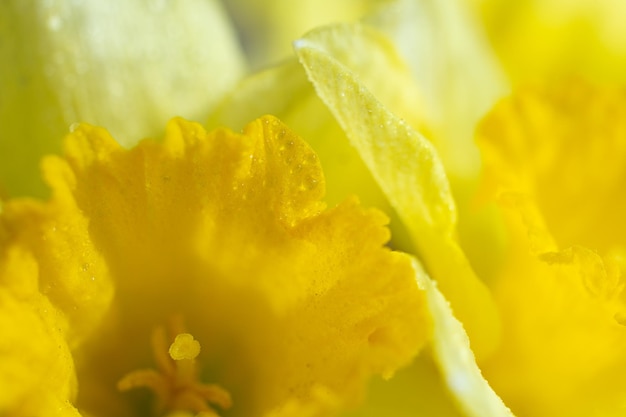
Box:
[0,0,246,197]
[294,31,500,358]
[366,0,508,179]
[289,23,426,132]
[412,260,514,417]
[366,0,510,286]
[295,28,456,233]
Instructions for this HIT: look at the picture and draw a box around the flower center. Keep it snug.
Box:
[117,323,232,416]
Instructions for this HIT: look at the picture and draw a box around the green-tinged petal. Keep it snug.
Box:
[295,30,455,233]
[288,23,427,134]
[294,31,500,358]
[366,0,510,284]
[0,0,246,197]
[412,260,514,417]
[366,0,508,180]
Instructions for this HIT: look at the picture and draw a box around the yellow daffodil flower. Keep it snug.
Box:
[0,0,246,197]
[0,115,429,416]
[13,0,623,416]
[476,82,626,417]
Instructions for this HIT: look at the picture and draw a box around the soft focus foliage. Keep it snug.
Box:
[221,0,387,69]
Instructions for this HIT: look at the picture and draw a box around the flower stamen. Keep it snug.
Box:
[117,325,232,416]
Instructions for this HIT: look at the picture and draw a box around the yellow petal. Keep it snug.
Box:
[25,116,427,416]
[2,176,114,344]
[480,203,626,417]
[413,260,514,417]
[0,244,79,416]
[366,0,510,287]
[0,0,246,197]
[294,27,500,358]
[477,82,626,253]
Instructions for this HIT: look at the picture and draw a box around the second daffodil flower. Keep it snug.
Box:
[476,82,626,417]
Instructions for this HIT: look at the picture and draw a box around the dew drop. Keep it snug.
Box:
[305,176,319,190]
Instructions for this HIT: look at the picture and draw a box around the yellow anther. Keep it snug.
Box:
[117,323,232,416]
[169,333,201,361]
